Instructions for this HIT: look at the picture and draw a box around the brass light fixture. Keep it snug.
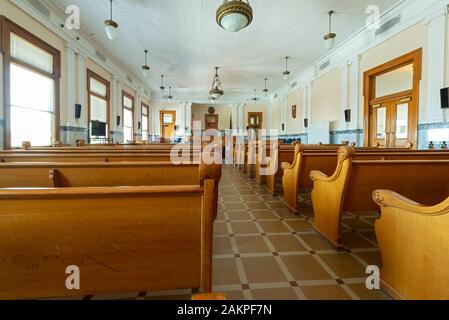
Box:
[216,0,253,33]
[141,50,150,78]
[209,67,224,100]
[105,0,118,40]
[252,89,258,103]
[263,78,269,96]
[324,10,337,51]
[159,75,166,95]
[283,57,291,81]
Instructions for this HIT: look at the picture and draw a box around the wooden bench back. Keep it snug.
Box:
[0,162,199,188]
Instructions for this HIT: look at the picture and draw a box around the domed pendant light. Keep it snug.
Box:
[141,50,150,78]
[324,10,337,51]
[167,86,173,103]
[159,75,166,96]
[209,67,224,100]
[216,0,253,33]
[105,0,119,40]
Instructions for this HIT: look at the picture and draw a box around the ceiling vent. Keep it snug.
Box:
[274,93,278,99]
[291,81,298,89]
[27,0,50,17]
[144,90,149,96]
[127,76,133,83]
[95,50,106,62]
[375,15,401,37]
[319,60,331,71]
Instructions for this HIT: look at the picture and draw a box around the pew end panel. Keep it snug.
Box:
[309,147,355,246]
[0,184,217,300]
[281,145,302,213]
[373,190,449,300]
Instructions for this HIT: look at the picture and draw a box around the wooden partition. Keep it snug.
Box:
[372,190,449,300]
[309,147,449,245]
[0,162,221,299]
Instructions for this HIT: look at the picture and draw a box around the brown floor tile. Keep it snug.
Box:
[222,196,242,203]
[300,285,351,300]
[252,210,278,220]
[224,291,246,300]
[231,222,259,234]
[235,236,270,253]
[226,203,247,211]
[318,253,366,278]
[241,195,261,202]
[341,218,373,230]
[354,251,382,267]
[213,237,234,255]
[341,232,377,249]
[251,287,298,300]
[300,234,335,251]
[214,222,229,235]
[282,255,332,281]
[266,201,288,209]
[285,220,314,232]
[227,211,252,221]
[357,230,378,242]
[212,258,241,286]
[268,235,306,252]
[246,202,270,210]
[241,257,287,283]
[258,221,289,233]
[347,283,391,300]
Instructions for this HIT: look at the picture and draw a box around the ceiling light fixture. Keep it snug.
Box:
[324,10,337,51]
[283,57,291,81]
[209,67,224,100]
[160,75,166,95]
[263,78,269,96]
[216,0,253,33]
[252,89,258,103]
[141,50,150,78]
[167,86,173,103]
[105,0,118,41]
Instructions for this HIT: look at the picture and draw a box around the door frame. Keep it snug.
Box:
[248,112,263,130]
[159,110,176,141]
[363,48,422,148]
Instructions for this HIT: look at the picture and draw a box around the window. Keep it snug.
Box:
[122,92,134,142]
[141,103,150,141]
[87,70,110,143]
[1,17,61,149]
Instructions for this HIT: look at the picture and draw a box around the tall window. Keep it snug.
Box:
[122,92,134,142]
[1,17,61,148]
[141,102,150,141]
[87,70,110,143]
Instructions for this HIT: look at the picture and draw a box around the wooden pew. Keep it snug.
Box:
[372,190,449,300]
[309,147,449,246]
[0,162,221,300]
[282,146,449,213]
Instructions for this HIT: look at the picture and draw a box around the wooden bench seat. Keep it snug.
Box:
[309,147,449,246]
[0,162,221,299]
[372,190,449,300]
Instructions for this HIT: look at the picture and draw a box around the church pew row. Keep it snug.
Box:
[309,147,449,246]
[0,162,221,299]
[282,146,449,212]
[372,190,449,300]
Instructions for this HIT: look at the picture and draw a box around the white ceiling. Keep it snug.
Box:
[50,0,401,102]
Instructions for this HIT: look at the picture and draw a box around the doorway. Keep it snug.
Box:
[363,49,422,148]
[160,110,176,142]
[248,112,263,130]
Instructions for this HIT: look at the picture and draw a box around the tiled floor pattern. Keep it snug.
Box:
[43,165,390,300]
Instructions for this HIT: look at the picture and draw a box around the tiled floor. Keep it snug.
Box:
[44,165,391,300]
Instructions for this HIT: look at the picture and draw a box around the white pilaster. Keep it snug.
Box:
[349,56,361,130]
[301,86,308,133]
[75,51,87,128]
[339,62,350,130]
[231,103,238,133]
[65,43,76,127]
[424,11,447,123]
[185,102,192,136]
[113,75,123,132]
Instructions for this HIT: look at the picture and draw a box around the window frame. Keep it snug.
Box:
[87,69,111,143]
[122,91,135,142]
[1,16,61,149]
[141,102,150,140]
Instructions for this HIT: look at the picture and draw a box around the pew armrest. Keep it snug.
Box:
[281,162,291,170]
[373,190,449,215]
[309,170,330,182]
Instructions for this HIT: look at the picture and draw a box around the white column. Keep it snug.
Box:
[75,52,87,128]
[349,56,361,130]
[65,43,76,127]
[267,102,273,131]
[113,75,123,132]
[306,83,313,124]
[179,101,186,137]
[238,103,245,131]
[185,102,192,136]
[339,62,350,130]
[231,103,238,133]
[281,95,287,133]
[135,88,142,138]
[301,86,308,133]
[424,13,446,123]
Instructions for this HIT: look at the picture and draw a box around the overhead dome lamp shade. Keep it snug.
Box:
[216,0,253,32]
[141,50,150,78]
[105,0,119,40]
[209,67,224,99]
[324,10,337,51]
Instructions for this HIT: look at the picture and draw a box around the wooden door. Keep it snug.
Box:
[248,112,263,130]
[160,111,176,142]
[370,98,413,148]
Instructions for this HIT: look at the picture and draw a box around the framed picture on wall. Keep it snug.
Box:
[292,105,297,119]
